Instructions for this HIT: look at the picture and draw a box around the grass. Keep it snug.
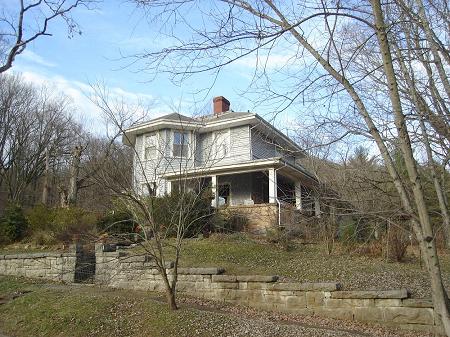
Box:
[167,234,450,298]
[0,276,431,337]
[0,242,65,254]
[0,276,233,337]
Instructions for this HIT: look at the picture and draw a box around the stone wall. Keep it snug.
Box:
[221,204,278,234]
[95,245,443,335]
[0,246,77,283]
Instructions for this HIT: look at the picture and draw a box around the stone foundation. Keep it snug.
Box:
[221,204,278,234]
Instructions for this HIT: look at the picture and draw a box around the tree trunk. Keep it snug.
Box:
[165,287,177,310]
[68,145,82,206]
[159,265,178,310]
[41,147,50,205]
[370,0,450,334]
[59,186,68,208]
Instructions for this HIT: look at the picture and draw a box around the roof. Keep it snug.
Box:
[153,113,198,123]
[198,111,253,122]
[161,157,317,185]
[123,111,303,154]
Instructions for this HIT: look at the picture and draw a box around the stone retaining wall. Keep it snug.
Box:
[0,244,443,335]
[95,245,443,335]
[0,246,77,283]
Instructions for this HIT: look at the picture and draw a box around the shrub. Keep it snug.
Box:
[27,204,55,232]
[355,239,383,258]
[209,212,247,233]
[97,208,135,235]
[0,203,29,244]
[146,190,213,238]
[51,207,97,243]
[338,217,359,245]
[386,226,410,262]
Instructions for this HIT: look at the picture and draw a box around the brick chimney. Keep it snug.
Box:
[213,96,230,115]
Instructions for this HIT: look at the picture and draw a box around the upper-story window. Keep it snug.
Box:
[173,131,189,157]
[215,130,230,158]
[144,133,158,160]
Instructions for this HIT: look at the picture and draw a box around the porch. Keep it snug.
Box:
[163,159,320,233]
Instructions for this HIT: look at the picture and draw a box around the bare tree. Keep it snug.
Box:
[0,73,75,205]
[89,85,217,310]
[128,0,450,333]
[0,0,94,73]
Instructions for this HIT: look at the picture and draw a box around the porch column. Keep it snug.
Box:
[268,168,277,203]
[295,182,302,210]
[211,175,219,207]
[166,180,172,195]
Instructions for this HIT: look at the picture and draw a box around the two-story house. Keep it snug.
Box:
[123,96,319,233]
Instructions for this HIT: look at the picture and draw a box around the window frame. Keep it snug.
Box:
[143,133,158,161]
[172,130,189,158]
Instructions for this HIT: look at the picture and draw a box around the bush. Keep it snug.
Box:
[27,204,55,232]
[0,203,29,244]
[146,190,213,238]
[355,239,383,258]
[209,212,247,233]
[265,227,296,251]
[97,208,135,235]
[51,207,97,243]
[338,217,360,245]
[386,226,410,262]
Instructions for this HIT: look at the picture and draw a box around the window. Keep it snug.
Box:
[144,133,158,160]
[141,182,156,196]
[173,131,189,157]
[218,183,231,205]
[215,130,230,158]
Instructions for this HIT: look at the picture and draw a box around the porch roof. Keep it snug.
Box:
[161,157,317,185]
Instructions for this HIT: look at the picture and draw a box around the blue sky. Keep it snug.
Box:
[7,1,301,131]
[3,0,376,159]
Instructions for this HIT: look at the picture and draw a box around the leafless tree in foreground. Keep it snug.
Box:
[89,84,218,310]
[128,0,450,333]
[0,0,95,73]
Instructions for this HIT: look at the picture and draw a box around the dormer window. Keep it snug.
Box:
[173,131,189,157]
[144,133,158,160]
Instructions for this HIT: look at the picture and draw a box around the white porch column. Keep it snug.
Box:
[211,175,219,207]
[295,182,302,210]
[268,168,277,203]
[166,180,172,195]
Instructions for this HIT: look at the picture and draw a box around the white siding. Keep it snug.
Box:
[197,125,251,167]
[134,129,196,196]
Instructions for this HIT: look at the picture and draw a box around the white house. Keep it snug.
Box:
[123,96,319,232]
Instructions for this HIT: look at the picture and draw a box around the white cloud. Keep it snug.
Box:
[13,69,171,135]
[19,50,57,68]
